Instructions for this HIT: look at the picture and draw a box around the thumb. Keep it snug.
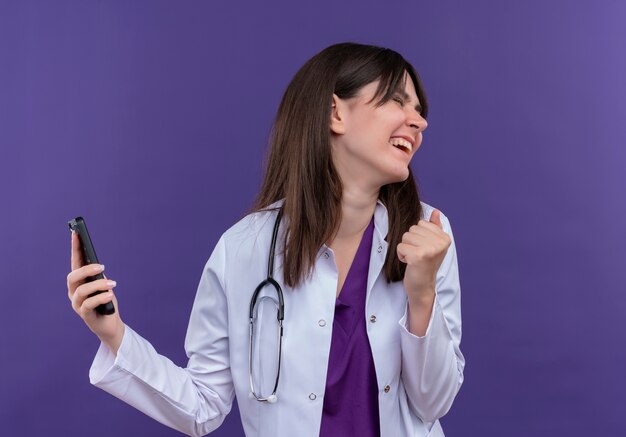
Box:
[430,209,443,229]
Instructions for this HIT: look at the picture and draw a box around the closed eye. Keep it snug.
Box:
[392,96,404,106]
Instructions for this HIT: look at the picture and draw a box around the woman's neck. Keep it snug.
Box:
[329,187,378,245]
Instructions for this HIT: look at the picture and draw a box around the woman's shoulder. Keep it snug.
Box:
[221,199,284,244]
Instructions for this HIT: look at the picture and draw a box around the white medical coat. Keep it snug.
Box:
[89,198,465,436]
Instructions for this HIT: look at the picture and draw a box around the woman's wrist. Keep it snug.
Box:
[101,322,125,356]
[407,286,435,309]
[407,288,435,336]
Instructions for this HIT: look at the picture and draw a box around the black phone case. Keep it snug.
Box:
[67,217,115,315]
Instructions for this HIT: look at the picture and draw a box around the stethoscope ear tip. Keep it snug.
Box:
[267,394,278,403]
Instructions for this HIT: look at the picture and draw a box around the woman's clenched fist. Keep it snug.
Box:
[397,209,451,303]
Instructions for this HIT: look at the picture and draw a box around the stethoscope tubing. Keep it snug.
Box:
[248,207,285,403]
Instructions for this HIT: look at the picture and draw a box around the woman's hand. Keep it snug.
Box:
[397,209,451,304]
[67,231,125,355]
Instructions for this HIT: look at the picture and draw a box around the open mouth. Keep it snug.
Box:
[389,137,413,155]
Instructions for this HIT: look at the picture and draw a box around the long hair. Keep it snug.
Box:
[247,42,428,289]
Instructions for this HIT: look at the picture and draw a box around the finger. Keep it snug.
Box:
[410,223,445,242]
[397,242,427,264]
[403,229,451,254]
[68,264,104,285]
[71,232,84,271]
[72,278,115,313]
[407,225,434,239]
[67,264,106,298]
[79,291,114,317]
[415,219,446,236]
[74,278,116,302]
[397,242,432,265]
[428,209,443,229]
[402,230,429,246]
[396,242,408,263]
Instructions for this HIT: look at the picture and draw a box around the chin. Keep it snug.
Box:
[393,165,411,182]
[380,170,410,187]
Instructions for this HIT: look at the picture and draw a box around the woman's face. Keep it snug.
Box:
[330,71,427,192]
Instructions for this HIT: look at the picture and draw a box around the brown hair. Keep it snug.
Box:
[247,42,428,288]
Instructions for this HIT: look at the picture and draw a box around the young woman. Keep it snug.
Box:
[67,42,464,437]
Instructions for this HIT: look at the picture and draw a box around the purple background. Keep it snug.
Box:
[1,1,625,435]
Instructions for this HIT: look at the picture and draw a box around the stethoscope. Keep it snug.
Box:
[248,207,285,403]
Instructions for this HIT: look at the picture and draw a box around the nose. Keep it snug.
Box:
[407,109,427,133]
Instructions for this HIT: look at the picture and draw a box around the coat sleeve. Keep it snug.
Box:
[89,235,235,437]
[397,211,465,423]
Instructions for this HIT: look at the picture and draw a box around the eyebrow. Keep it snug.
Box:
[396,89,423,113]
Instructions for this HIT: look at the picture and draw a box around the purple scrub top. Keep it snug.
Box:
[319,215,380,437]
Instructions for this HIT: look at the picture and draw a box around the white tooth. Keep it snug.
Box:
[390,138,412,152]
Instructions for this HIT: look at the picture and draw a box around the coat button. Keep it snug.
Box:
[377,245,382,253]
[384,385,390,393]
[309,393,317,400]
[318,319,326,327]
[370,315,377,323]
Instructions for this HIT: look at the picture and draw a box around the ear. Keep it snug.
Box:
[330,93,346,135]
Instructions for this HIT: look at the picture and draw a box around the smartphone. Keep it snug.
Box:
[67,217,116,315]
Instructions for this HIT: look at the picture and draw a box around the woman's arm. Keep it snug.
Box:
[89,236,235,437]
[397,212,465,422]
